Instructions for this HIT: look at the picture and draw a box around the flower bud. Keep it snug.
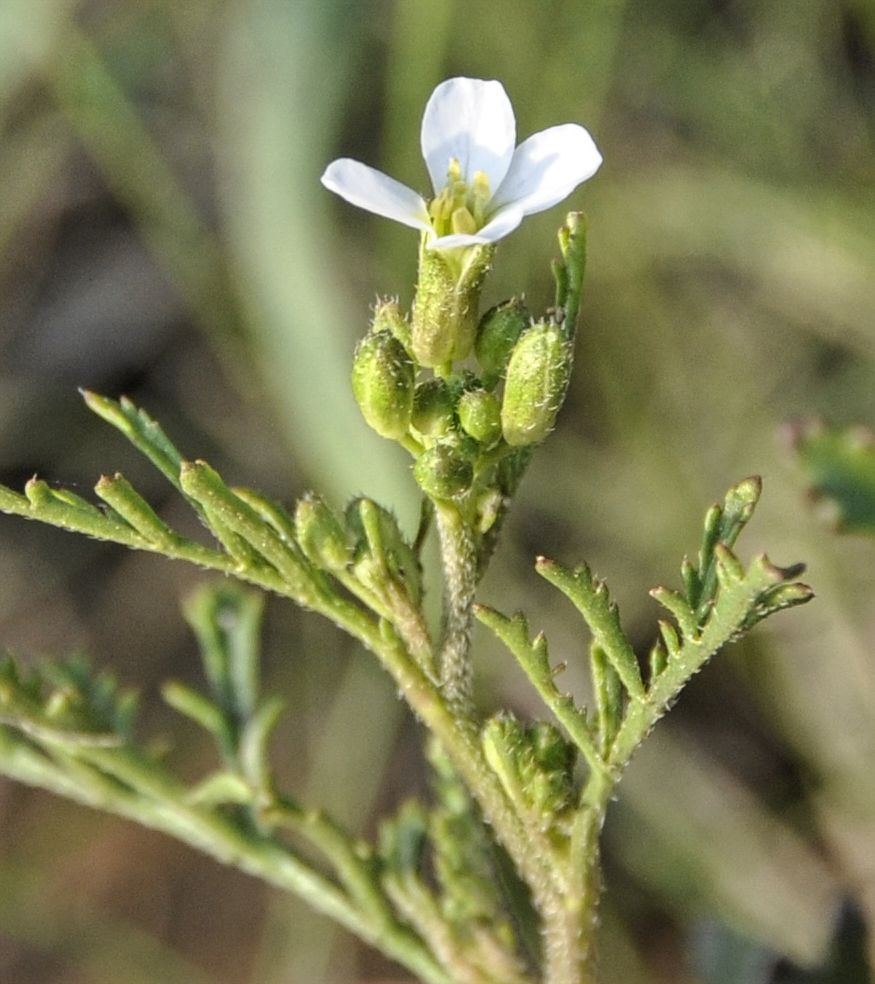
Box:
[457,389,502,447]
[411,241,493,367]
[351,331,415,439]
[474,488,504,534]
[475,297,529,385]
[346,497,423,604]
[294,493,350,571]
[413,442,473,499]
[481,714,526,784]
[528,721,576,814]
[530,720,575,773]
[501,322,571,447]
[372,298,411,351]
[412,378,456,439]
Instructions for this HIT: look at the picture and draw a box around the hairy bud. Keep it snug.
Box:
[457,389,502,447]
[412,378,456,440]
[501,322,571,447]
[413,442,474,499]
[294,493,350,571]
[475,297,529,385]
[351,331,415,439]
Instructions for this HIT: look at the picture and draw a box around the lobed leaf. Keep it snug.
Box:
[535,557,645,700]
[790,420,875,535]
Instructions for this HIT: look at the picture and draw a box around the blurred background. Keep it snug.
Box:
[1,1,874,982]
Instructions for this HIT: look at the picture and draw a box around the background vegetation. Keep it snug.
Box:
[1,1,873,981]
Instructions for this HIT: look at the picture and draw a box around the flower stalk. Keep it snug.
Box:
[434,501,479,718]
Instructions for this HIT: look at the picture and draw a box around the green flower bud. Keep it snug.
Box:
[294,493,350,571]
[528,721,576,814]
[483,715,576,819]
[346,498,423,603]
[481,714,529,806]
[501,322,572,447]
[474,488,504,534]
[351,331,414,439]
[457,389,502,447]
[530,721,576,773]
[448,432,481,462]
[413,442,473,499]
[475,297,529,384]
[372,298,411,351]
[412,378,456,439]
[411,240,493,367]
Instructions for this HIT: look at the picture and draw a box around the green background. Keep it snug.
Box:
[0,1,873,981]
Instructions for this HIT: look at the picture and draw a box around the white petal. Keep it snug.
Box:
[420,78,516,195]
[321,158,431,231]
[491,124,602,216]
[427,207,524,250]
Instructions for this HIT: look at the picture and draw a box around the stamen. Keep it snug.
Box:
[451,207,477,235]
[428,158,493,239]
[470,170,491,226]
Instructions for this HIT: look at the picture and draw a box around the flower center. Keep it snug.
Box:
[427,158,492,239]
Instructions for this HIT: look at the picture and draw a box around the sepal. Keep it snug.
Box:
[411,238,493,367]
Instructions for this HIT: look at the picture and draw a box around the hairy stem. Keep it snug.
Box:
[434,502,478,718]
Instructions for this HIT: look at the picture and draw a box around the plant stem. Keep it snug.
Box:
[0,732,453,984]
[434,501,478,718]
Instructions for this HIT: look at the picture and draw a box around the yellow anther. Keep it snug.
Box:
[470,170,491,225]
[428,189,452,223]
[472,170,491,198]
[428,158,493,239]
[451,207,477,235]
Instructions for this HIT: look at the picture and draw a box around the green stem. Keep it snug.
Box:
[434,502,478,718]
[264,797,394,929]
[0,734,451,984]
[370,631,561,911]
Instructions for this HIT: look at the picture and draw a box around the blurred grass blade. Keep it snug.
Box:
[613,730,841,966]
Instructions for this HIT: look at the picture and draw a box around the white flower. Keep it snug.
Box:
[321,77,602,250]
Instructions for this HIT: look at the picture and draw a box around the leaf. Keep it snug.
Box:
[182,583,265,726]
[613,549,812,768]
[179,460,314,595]
[689,476,762,618]
[0,653,137,748]
[790,420,875,535]
[94,473,180,548]
[535,557,645,700]
[82,391,187,493]
[474,605,604,775]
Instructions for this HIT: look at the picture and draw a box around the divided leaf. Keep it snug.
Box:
[473,606,603,776]
[535,558,645,700]
[790,420,875,535]
[0,653,137,747]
